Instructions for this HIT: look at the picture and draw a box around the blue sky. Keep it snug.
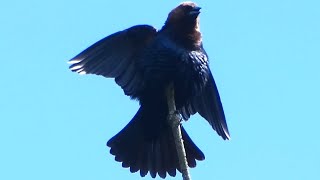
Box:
[1,0,319,179]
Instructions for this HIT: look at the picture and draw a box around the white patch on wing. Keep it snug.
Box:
[68,59,82,64]
[75,68,84,73]
[224,129,231,140]
[70,64,83,71]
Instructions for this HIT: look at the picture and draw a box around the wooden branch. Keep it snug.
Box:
[166,83,191,180]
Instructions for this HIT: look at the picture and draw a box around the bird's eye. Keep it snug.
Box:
[184,6,194,14]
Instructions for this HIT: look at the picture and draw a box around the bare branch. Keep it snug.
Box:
[166,83,191,180]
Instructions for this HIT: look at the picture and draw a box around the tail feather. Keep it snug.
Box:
[107,106,205,178]
[148,142,156,178]
[139,145,149,177]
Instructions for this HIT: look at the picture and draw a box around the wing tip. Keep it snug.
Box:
[68,59,81,64]
[78,70,87,75]
[222,130,231,140]
[69,64,83,71]
[68,59,87,75]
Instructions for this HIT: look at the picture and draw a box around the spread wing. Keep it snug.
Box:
[69,25,157,97]
[180,70,230,140]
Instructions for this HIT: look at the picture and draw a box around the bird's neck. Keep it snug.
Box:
[161,27,202,50]
[161,17,202,50]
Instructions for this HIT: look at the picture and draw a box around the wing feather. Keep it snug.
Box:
[69,25,157,97]
[180,70,230,140]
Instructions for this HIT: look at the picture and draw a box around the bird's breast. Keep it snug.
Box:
[173,50,209,108]
[136,37,209,107]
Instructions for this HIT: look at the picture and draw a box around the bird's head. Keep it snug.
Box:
[162,2,202,48]
[165,2,201,32]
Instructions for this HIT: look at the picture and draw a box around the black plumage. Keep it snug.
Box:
[69,2,230,178]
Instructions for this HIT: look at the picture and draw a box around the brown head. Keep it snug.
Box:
[163,1,202,47]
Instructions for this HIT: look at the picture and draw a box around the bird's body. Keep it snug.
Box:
[136,31,209,107]
[69,2,229,178]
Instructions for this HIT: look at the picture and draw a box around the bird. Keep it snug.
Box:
[69,1,230,179]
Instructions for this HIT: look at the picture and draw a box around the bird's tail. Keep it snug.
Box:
[106,106,205,178]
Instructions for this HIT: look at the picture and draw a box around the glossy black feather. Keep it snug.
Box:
[180,69,230,140]
[194,70,230,139]
[69,25,157,97]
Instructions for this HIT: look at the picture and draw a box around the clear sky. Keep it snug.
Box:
[1,0,319,180]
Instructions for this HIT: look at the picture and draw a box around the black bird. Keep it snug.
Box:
[69,1,230,178]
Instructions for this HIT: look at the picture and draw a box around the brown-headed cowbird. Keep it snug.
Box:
[69,1,230,178]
